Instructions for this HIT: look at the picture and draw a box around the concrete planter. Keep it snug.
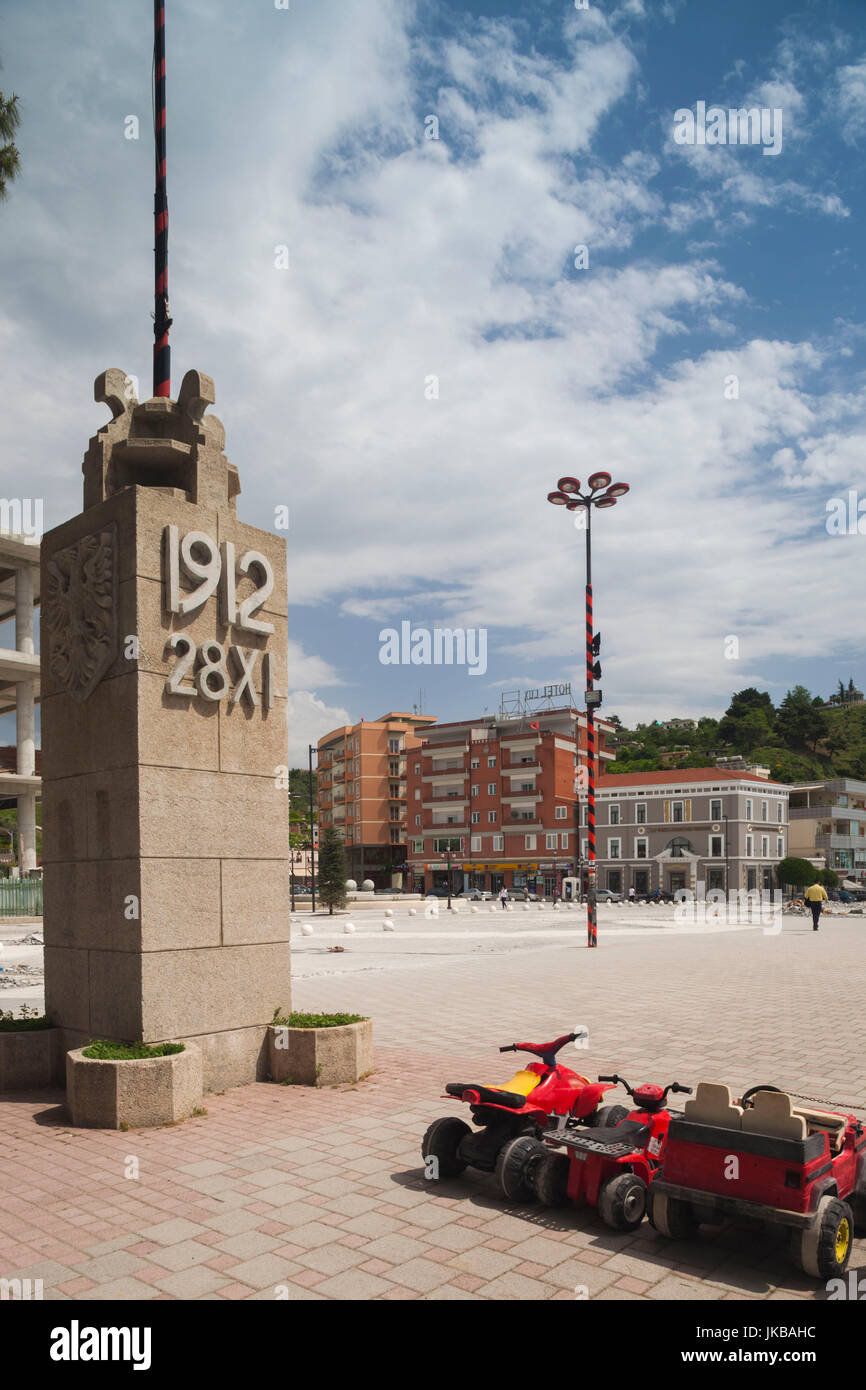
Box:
[66,1043,203,1129]
[267,1019,372,1086]
[0,1028,60,1091]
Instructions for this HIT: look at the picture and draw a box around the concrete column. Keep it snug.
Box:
[15,563,37,874]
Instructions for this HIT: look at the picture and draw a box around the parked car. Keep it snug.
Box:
[465,888,493,901]
[595,889,623,904]
[425,887,451,898]
[507,888,541,902]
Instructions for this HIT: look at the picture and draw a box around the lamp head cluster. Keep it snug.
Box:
[547,473,629,510]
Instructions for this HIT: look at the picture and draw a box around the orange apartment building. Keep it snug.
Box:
[317,712,437,889]
[405,706,614,896]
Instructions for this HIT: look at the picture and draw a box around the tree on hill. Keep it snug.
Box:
[718,689,775,753]
[317,824,348,915]
[775,686,828,752]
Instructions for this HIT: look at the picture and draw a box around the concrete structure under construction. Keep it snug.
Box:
[0,532,41,875]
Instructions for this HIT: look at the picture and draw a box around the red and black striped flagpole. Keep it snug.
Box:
[584,506,597,948]
[152,0,171,397]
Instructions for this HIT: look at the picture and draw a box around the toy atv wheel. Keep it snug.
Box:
[496,1135,544,1202]
[791,1196,854,1280]
[421,1117,471,1180]
[535,1151,570,1207]
[599,1172,647,1231]
[647,1189,698,1240]
[586,1103,629,1129]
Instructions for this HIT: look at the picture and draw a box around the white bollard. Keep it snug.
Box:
[384,908,394,917]
[300,923,314,937]
[382,920,395,932]
[408,907,417,916]
[344,922,356,934]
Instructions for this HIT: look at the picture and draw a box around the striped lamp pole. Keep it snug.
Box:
[152,0,171,397]
[548,474,630,947]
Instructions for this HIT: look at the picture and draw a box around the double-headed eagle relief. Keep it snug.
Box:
[43,524,118,702]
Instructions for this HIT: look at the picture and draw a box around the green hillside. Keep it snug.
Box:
[606,686,866,783]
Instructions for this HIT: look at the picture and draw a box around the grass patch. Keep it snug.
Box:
[271,1009,367,1029]
[0,1006,53,1032]
[82,1040,185,1060]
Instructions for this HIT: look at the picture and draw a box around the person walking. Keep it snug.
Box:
[804,878,828,931]
[628,886,636,904]
[499,885,508,910]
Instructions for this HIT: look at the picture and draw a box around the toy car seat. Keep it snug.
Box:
[683,1083,743,1129]
[741,1090,806,1141]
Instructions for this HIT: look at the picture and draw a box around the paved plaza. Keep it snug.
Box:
[1,904,864,1301]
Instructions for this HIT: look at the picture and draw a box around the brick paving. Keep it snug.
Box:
[1,911,865,1300]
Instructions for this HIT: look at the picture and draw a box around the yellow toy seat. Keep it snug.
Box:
[491,1069,542,1097]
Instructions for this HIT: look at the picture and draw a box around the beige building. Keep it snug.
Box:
[317,712,436,888]
[788,779,866,882]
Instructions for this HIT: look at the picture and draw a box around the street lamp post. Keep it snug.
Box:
[723,813,729,896]
[548,472,630,948]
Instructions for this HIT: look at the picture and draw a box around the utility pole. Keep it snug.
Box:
[308,744,317,912]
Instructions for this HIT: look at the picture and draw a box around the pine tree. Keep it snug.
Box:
[318,824,348,915]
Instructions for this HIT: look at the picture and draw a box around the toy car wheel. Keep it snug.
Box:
[535,1151,570,1207]
[586,1103,629,1129]
[421,1116,471,1180]
[792,1196,854,1280]
[647,1189,698,1240]
[495,1135,544,1202]
[599,1172,647,1231]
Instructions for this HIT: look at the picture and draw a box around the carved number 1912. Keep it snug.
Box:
[164,525,275,634]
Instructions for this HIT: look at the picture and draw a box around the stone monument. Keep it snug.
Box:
[40,368,291,1090]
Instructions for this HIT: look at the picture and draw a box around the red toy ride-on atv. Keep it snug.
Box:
[422,1032,627,1198]
[498,1073,692,1230]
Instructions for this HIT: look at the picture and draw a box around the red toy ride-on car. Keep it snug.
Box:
[648,1083,866,1280]
[422,1033,627,1198]
[499,1073,692,1230]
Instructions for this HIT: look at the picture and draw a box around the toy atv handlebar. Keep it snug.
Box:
[499,1031,586,1067]
[599,1075,693,1105]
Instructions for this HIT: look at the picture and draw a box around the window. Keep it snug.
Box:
[388,738,400,754]
[414,788,420,800]
[671,801,684,823]
[390,828,401,844]
[555,806,567,820]
[488,756,496,767]
[493,834,504,851]
[710,836,723,857]
[488,783,496,795]
[525,835,537,850]
[710,799,722,821]
[636,803,646,824]
[745,799,753,821]
[433,836,461,853]
[470,758,480,770]
[488,811,497,824]
[761,835,769,857]
[471,785,479,797]
[777,836,784,857]
[777,802,783,822]
[746,834,754,857]
[635,838,648,859]
[415,814,421,827]
[414,762,420,774]
[560,833,569,849]
[582,806,589,825]
[413,839,423,853]
[608,870,622,894]
[609,838,621,860]
[471,811,480,825]
[761,801,768,822]
[389,761,399,776]
[546,834,557,849]
[581,839,588,858]
[666,837,694,858]
[609,805,620,825]
[471,835,481,852]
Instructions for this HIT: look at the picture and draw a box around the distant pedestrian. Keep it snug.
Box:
[499,886,508,909]
[628,886,636,904]
[804,879,828,931]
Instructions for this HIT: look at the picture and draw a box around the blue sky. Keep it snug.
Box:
[0,0,864,760]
